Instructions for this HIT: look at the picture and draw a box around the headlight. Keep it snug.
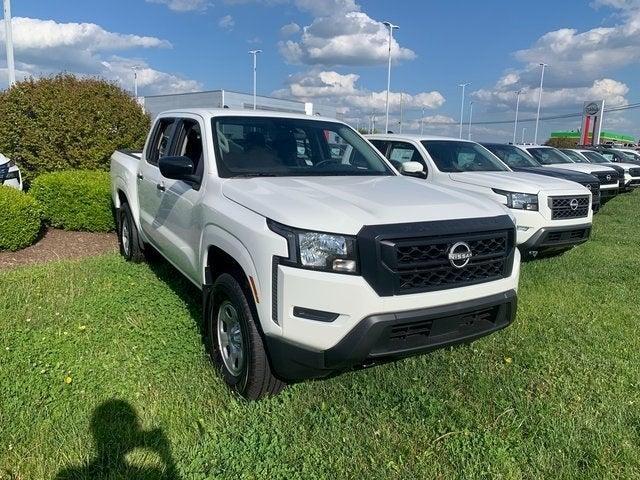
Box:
[268,220,358,274]
[493,189,539,211]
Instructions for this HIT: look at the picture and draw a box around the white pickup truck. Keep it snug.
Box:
[111,109,521,399]
[367,134,594,259]
[0,153,22,190]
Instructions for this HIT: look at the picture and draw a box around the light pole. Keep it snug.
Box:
[467,101,474,140]
[534,63,547,145]
[521,127,527,144]
[383,21,399,134]
[420,107,425,135]
[131,66,141,98]
[458,82,470,139]
[513,89,521,144]
[248,49,262,110]
[398,92,404,134]
[3,0,15,87]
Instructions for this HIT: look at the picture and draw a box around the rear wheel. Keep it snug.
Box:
[117,203,145,263]
[208,273,285,400]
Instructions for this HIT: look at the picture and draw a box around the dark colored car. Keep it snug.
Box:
[482,143,601,212]
[590,147,640,167]
[560,148,628,191]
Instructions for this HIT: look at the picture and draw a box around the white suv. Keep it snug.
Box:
[0,153,22,190]
[367,134,593,258]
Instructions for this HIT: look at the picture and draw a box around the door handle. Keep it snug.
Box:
[136,172,144,180]
[156,182,165,192]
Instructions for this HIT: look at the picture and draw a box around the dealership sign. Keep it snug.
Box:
[580,100,605,146]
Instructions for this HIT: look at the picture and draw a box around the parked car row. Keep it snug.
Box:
[110,109,636,399]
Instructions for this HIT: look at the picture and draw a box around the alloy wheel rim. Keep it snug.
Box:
[121,221,130,256]
[216,300,245,377]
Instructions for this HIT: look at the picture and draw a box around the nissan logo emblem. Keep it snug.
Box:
[570,198,579,211]
[585,102,600,116]
[606,174,612,181]
[448,242,472,269]
[586,184,592,190]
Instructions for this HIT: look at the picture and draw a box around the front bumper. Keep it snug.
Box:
[266,290,517,382]
[519,223,591,254]
[0,167,22,190]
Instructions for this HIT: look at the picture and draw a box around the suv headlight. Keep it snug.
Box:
[268,220,358,274]
[493,189,539,211]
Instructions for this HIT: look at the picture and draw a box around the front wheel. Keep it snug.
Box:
[208,273,286,400]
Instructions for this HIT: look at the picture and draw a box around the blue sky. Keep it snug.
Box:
[4,0,640,141]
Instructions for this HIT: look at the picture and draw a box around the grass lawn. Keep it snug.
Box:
[1,191,639,480]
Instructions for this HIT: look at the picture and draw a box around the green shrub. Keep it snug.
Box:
[0,186,42,251]
[0,74,149,182]
[30,171,115,232]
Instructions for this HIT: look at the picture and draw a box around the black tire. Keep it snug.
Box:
[208,273,286,400]
[117,203,145,263]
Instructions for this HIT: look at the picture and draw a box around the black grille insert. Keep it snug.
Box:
[549,195,590,220]
[629,168,640,177]
[358,216,516,297]
[593,171,619,186]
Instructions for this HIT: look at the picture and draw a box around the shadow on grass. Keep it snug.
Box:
[55,399,181,480]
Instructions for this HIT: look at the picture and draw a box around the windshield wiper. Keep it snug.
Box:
[232,172,279,178]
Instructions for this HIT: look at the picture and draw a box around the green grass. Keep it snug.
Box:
[1,191,640,479]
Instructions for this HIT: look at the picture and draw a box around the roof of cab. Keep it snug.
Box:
[156,108,341,124]
[366,133,476,142]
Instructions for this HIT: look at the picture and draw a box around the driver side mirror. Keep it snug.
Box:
[159,156,200,187]
[400,161,427,179]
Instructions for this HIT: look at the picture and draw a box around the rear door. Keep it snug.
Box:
[138,117,177,244]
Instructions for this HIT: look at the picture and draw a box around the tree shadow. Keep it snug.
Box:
[55,399,181,480]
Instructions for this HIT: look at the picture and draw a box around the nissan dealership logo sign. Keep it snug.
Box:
[584,102,601,116]
[448,242,473,269]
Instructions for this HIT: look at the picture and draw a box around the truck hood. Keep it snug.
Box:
[447,171,582,194]
[542,163,617,175]
[512,166,597,184]
[222,176,511,234]
[608,162,640,172]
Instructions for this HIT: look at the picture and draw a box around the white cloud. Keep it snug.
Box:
[218,15,235,30]
[0,17,201,95]
[146,0,210,12]
[274,70,444,115]
[279,1,415,66]
[280,22,301,36]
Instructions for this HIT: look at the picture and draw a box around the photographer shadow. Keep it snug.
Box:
[55,399,180,480]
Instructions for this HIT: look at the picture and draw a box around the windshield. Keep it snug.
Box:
[560,149,589,163]
[527,147,573,165]
[212,116,393,178]
[421,140,509,172]
[617,149,640,161]
[484,144,540,168]
[581,151,609,164]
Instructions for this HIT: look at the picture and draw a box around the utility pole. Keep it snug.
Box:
[399,92,404,133]
[458,82,470,139]
[522,127,527,144]
[248,49,262,110]
[467,101,474,140]
[420,107,425,135]
[534,63,548,145]
[131,66,140,98]
[3,0,15,87]
[513,89,521,144]
[383,21,399,134]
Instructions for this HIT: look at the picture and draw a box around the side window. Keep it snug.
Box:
[388,142,424,165]
[369,140,389,156]
[601,152,614,161]
[173,120,205,181]
[147,118,176,166]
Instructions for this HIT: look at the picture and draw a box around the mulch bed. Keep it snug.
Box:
[0,228,118,270]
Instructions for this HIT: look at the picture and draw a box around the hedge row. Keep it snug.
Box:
[30,171,115,232]
[0,186,42,251]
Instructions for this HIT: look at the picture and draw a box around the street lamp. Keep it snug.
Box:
[420,107,425,135]
[522,127,527,144]
[534,63,548,145]
[513,89,522,144]
[458,82,470,139]
[131,66,141,98]
[467,101,474,140]
[248,49,262,110]
[398,92,404,134]
[383,21,399,134]
[3,0,15,87]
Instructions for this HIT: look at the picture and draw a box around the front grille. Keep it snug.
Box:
[0,165,7,182]
[593,171,619,186]
[629,179,640,187]
[549,196,590,220]
[629,168,640,177]
[358,217,516,297]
